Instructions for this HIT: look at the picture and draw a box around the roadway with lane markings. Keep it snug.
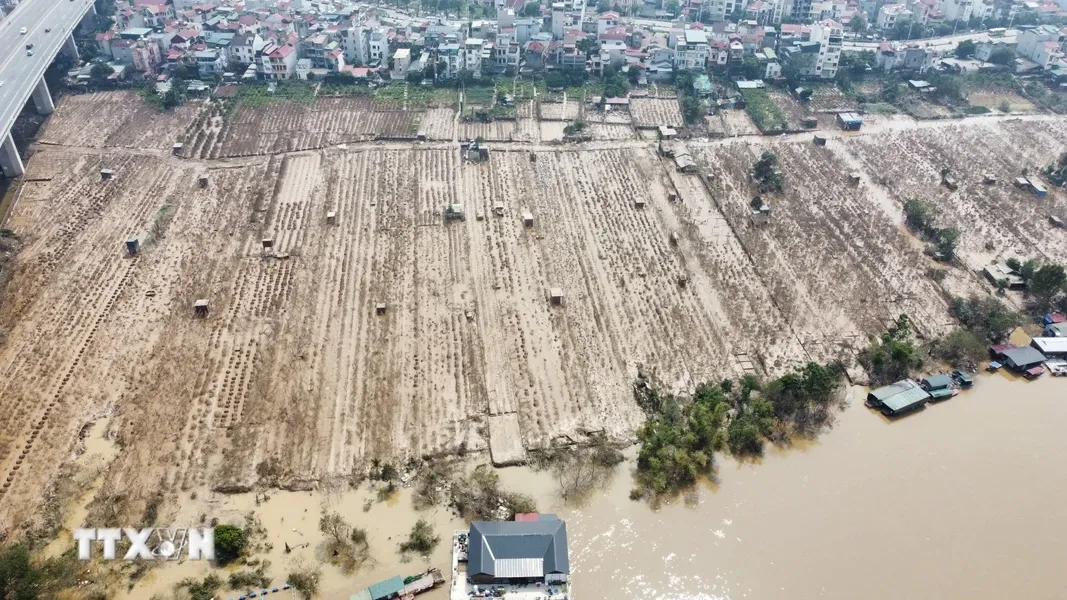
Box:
[0,0,94,158]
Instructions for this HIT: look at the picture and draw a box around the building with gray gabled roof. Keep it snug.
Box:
[467,515,569,585]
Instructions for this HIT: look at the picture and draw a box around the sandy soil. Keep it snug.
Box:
[968,91,1037,113]
[3,91,1067,558]
[629,98,684,129]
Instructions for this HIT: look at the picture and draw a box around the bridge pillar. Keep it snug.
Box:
[0,133,25,179]
[63,35,80,61]
[32,79,55,116]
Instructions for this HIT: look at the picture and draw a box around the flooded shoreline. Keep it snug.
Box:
[112,372,1067,599]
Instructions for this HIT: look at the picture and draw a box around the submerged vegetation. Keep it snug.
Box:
[631,362,844,499]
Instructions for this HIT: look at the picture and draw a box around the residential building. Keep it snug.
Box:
[551,2,566,39]
[597,11,620,36]
[368,29,389,65]
[258,42,299,80]
[807,19,842,78]
[754,47,782,78]
[195,48,228,78]
[343,26,370,65]
[974,39,1014,61]
[672,28,710,70]
[464,516,570,588]
[876,3,913,28]
[514,18,543,43]
[942,0,976,20]
[875,41,938,72]
[1016,25,1065,69]
[229,32,265,67]
[493,32,521,72]
[393,48,412,79]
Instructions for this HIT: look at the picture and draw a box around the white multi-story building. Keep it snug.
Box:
[673,28,710,71]
[941,0,975,21]
[1016,25,1064,67]
[258,42,299,80]
[808,19,842,78]
[229,32,265,67]
[551,2,566,39]
[368,29,389,64]
[493,32,521,71]
[343,26,370,65]
[392,48,411,79]
[876,4,913,28]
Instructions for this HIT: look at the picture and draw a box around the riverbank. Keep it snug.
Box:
[103,370,1067,599]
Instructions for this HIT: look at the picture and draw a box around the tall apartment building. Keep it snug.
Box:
[808,19,842,78]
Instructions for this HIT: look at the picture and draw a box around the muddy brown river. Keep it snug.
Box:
[122,373,1066,599]
[546,375,1067,600]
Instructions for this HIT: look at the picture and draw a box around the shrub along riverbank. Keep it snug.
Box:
[631,362,844,499]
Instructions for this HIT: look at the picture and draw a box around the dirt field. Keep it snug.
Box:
[3,91,1067,540]
[36,91,199,149]
[629,98,684,128]
[967,91,1037,113]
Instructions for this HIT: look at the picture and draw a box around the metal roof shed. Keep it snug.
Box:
[921,374,952,390]
[367,576,404,600]
[1031,337,1067,358]
[467,517,569,583]
[1000,346,1047,371]
[880,385,930,416]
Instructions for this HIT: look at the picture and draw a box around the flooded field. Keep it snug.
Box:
[117,372,1067,600]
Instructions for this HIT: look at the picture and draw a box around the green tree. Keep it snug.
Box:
[214,524,248,565]
[627,65,644,84]
[665,0,680,15]
[740,55,763,79]
[935,328,987,368]
[522,1,541,16]
[727,415,764,456]
[903,197,936,233]
[849,13,867,32]
[89,61,113,82]
[596,0,612,11]
[576,36,598,57]
[955,39,977,58]
[987,48,1015,65]
[1030,264,1067,309]
[935,227,960,261]
[680,96,704,124]
[949,295,1022,342]
[399,519,440,555]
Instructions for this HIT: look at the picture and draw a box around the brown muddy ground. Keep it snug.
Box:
[1,92,1066,542]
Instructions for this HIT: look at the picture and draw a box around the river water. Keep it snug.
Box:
[121,372,1067,599]
[550,374,1067,600]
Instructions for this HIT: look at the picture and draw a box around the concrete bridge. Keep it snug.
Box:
[0,0,96,178]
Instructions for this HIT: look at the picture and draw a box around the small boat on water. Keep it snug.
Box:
[951,370,975,388]
[987,361,1002,372]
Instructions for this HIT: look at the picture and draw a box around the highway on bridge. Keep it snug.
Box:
[0,0,94,177]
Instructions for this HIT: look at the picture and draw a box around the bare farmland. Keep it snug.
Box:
[4,90,1067,541]
[37,91,199,149]
[629,98,684,128]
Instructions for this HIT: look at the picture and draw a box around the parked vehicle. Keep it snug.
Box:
[27,50,34,57]
[20,27,27,35]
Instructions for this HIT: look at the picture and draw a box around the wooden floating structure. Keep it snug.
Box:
[193,299,209,317]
